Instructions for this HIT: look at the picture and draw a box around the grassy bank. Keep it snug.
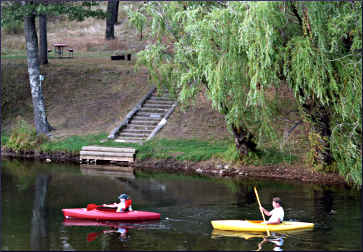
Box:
[1,120,297,165]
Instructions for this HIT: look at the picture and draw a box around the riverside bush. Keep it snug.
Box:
[5,119,48,152]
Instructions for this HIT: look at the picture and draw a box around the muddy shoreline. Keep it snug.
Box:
[1,149,349,187]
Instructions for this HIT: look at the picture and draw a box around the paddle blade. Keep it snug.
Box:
[87,232,101,242]
[87,204,99,211]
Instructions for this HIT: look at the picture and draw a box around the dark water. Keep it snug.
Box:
[2,158,361,251]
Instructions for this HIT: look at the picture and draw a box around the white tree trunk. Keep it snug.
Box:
[24,13,52,134]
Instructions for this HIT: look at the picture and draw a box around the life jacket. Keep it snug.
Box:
[117,199,132,212]
[125,199,132,210]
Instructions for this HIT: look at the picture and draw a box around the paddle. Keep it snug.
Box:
[86,204,102,211]
[87,203,118,211]
[253,186,270,236]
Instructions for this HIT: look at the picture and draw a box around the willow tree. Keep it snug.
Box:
[128,2,361,187]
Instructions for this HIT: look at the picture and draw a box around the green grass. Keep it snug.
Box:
[39,135,230,161]
[136,138,230,161]
[2,130,298,165]
[39,133,109,153]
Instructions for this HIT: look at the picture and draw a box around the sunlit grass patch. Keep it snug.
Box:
[38,133,108,153]
[136,138,230,161]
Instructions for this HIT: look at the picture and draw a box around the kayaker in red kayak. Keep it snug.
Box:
[103,194,133,212]
[259,197,284,224]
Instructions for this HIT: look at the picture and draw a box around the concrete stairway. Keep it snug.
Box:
[109,87,177,144]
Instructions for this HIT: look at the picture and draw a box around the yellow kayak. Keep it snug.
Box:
[211,220,314,232]
[211,228,313,240]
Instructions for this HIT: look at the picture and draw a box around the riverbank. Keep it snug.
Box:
[1,148,348,186]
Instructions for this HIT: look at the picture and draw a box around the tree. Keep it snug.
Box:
[129,2,270,157]
[114,0,119,24]
[39,13,48,65]
[24,9,53,134]
[105,0,118,40]
[129,2,362,187]
[2,1,106,135]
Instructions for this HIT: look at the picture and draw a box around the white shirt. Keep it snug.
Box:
[269,206,284,223]
[117,199,126,212]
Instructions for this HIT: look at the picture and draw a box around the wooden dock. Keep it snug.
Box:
[80,146,136,164]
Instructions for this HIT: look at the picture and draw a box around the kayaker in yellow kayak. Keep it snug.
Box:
[259,197,284,224]
[103,194,133,212]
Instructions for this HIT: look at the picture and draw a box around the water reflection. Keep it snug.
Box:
[211,228,315,251]
[212,229,286,250]
[30,175,50,250]
[80,165,135,180]
[63,219,163,243]
[256,234,285,251]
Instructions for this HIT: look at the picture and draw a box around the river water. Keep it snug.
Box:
[2,158,361,251]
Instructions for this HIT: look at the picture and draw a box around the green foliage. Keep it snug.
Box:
[2,20,23,34]
[220,144,241,162]
[1,1,106,28]
[5,119,48,152]
[128,1,361,187]
[126,5,147,39]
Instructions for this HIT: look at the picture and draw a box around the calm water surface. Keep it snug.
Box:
[2,159,361,251]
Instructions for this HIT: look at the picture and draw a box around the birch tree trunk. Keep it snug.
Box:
[24,13,53,135]
[39,13,48,65]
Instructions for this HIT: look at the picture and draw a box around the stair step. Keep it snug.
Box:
[119,132,150,137]
[146,99,175,105]
[127,124,155,129]
[123,128,153,134]
[143,103,173,108]
[114,139,143,144]
[149,96,175,102]
[139,107,168,113]
[136,112,165,117]
[117,136,146,141]
[134,114,162,119]
[130,119,159,125]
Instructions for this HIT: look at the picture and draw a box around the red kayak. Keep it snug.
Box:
[62,206,160,221]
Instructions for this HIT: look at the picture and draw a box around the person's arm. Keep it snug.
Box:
[260,207,272,216]
[103,203,118,207]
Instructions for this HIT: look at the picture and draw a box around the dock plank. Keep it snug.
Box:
[81,146,136,153]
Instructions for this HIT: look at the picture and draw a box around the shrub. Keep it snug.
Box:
[5,119,48,152]
[2,20,23,35]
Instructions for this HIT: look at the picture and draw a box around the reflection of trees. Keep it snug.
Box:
[30,175,50,250]
[3,159,36,191]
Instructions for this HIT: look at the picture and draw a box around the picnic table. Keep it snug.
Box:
[53,43,67,57]
[53,43,73,58]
